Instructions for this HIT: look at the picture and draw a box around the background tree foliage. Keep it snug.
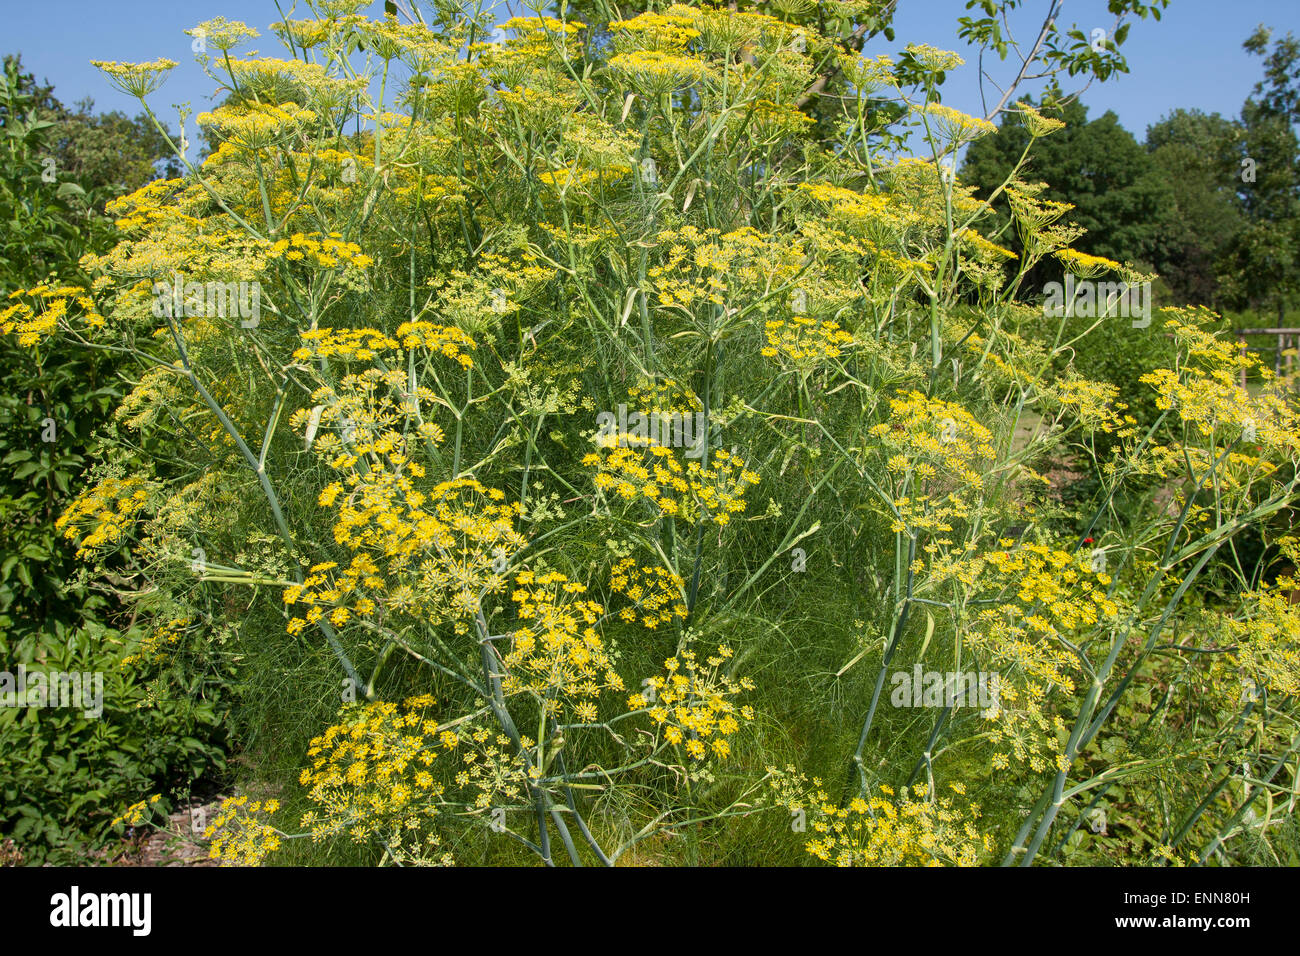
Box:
[959,24,1300,326]
[1217,27,1300,327]
[0,53,225,865]
[961,97,1175,286]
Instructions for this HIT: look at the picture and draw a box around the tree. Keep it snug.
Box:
[0,57,102,285]
[1215,27,1300,325]
[960,97,1174,286]
[1,54,181,209]
[1144,109,1244,307]
[50,98,182,194]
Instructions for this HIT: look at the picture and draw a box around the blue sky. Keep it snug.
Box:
[4,0,1298,141]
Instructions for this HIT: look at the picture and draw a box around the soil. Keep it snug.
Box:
[94,796,232,867]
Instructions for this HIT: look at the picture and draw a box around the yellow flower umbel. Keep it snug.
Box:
[868,390,996,537]
[1054,248,1123,279]
[630,645,754,760]
[925,539,1121,774]
[1,285,104,346]
[1050,376,1136,437]
[197,102,319,151]
[56,475,152,559]
[608,6,703,52]
[296,695,448,851]
[771,773,992,866]
[585,378,759,525]
[1228,571,1300,700]
[1140,311,1298,453]
[121,617,192,668]
[90,59,177,98]
[914,102,998,148]
[1017,100,1066,138]
[186,17,260,53]
[625,377,703,419]
[204,796,283,867]
[761,316,856,373]
[268,233,374,271]
[609,557,689,629]
[112,794,164,829]
[284,319,518,636]
[500,571,626,719]
[288,475,525,637]
[295,697,534,861]
[646,224,806,317]
[836,51,896,95]
[607,49,713,96]
[903,43,965,73]
[294,320,474,369]
[1005,181,1083,267]
[584,440,761,526]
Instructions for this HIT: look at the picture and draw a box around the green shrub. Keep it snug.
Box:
[0,619,227,863]
[0,53,228,862]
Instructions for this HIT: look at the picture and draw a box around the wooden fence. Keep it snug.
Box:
[1235,328,1300,388]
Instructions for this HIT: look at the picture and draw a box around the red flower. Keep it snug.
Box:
[1082,537,1094,545]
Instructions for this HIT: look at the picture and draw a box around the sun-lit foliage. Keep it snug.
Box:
[11,0,1297,867]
